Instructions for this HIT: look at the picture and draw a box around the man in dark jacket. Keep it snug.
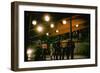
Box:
[54,41,61,60]
[67,40,75,59]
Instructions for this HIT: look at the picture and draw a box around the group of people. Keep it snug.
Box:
[34,40,75,61]
[51,40,75,60]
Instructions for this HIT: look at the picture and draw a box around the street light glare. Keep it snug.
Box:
[44,15,50,22]
[62,20,67,24]
[50,23,54,28]
[32,20,37,25]
[37,26,43,32]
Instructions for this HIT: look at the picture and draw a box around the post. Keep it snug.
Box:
[69,16,72,41]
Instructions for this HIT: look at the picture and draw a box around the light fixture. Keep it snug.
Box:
[50,23,54,28]
[27,48,33,55]
[62,20,67,24]
[56,29,59,33]
[76,24,79,28]
[32,20,37,25]
[44,14,50,22]
[37,26,43,32]
[46,32,49,36]
[27,48,33,60]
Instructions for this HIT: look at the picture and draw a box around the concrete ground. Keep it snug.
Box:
[45,55,88,60]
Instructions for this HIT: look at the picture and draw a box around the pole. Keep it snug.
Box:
[70,16,72,41]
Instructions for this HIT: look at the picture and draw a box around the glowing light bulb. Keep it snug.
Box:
[62,20,67,24]
[76,24,79,28]
[46,33,49,36]
[27,48,33,60]
[32,20,37,25]
[44,15,50,22]
[50,23,54,28]
[27,48,33,55]
[37,26,43,32]
[56,29,59,33]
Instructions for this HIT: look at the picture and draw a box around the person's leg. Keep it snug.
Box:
[55,50,58,60]
[56,51,59,60]
[71,49,74,59]
[54,50,56,60]
[43,49,46,60]
[41,49,44,60]
[67,54,70,59]
[67,49,70,59]
[59,49,62,60]
[50,50,53,60]
[62,48,65,60]
[64,49,66,60]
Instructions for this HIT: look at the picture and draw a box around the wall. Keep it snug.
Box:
[0,0,100,73]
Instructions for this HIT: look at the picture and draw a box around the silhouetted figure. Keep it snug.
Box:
[67,40,75,59]
[50,43,54,60]
[61,41,67,60]
[41,43,48,60]
[34,46,43,61]
[54,41,61,60]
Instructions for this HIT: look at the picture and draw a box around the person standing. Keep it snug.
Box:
[70,41,75,59]
[49,43,54,60]
[66,40,75,59]
[41,42,48,60]
[54,41,61,60]
[61,41,67,60]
